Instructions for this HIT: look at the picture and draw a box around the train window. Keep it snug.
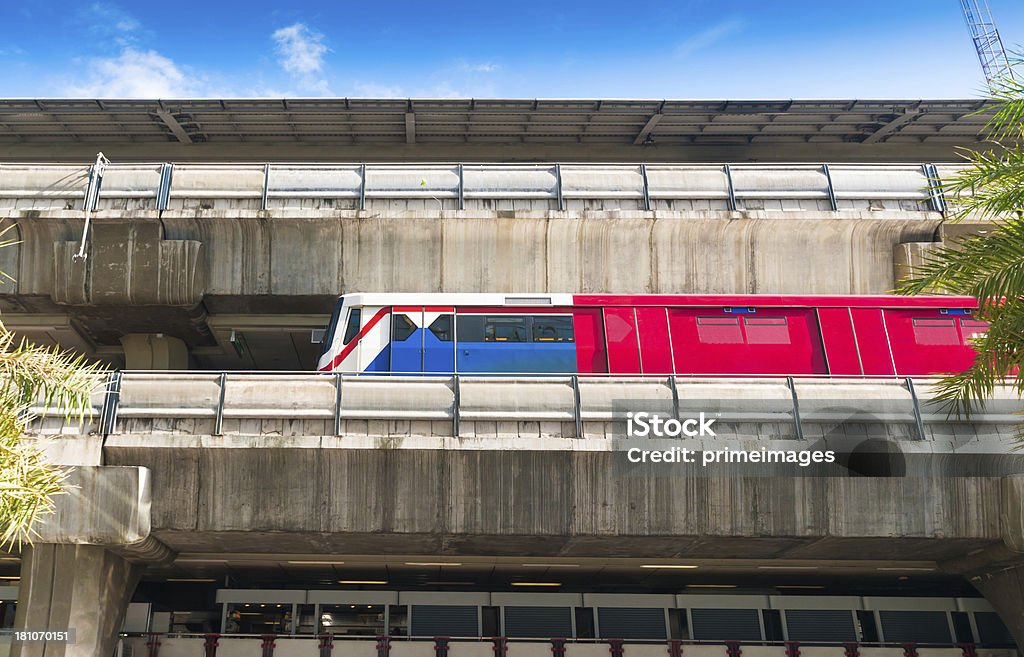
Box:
[485,316,529,342]
[429,314,453,341]
[744,316,790,344]
[532,316,574,342]
[696,316,743,344]
[962,319,988,341]
[912,318,960,345]
[322,302,343,354]
[342,308,361,345]
[392,314,417,342]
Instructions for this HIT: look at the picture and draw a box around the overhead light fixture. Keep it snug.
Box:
[511,582,561,587]
[339,580,387,585]
[876,567,935,572]
[286,561,346,566]
[175,558,228,564]
[404,562,462,567]
[0,576,19,581]
[167,578,217,583]
[777,585,826,590]
[687,584,737,588]
[520,563,580,568]
[757,566,819,570]
[641,565,699,569]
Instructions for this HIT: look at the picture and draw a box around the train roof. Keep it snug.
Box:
[339,293,979,309]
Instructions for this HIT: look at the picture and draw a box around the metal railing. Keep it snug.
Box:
[39,373,1024,439]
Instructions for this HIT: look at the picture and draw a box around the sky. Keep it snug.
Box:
[2,0,1024,99]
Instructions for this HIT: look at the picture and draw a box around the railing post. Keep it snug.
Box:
[550,638,567,657]
[100,371,122,436]
[334,372,343,436]
[555,163,564,211]
[146,632,162,657]
[786,376,804,441]
[571,375,583,438]
[261,164,270,211]
[318,634,334,657]
[203,634,219,657]
[608,639,625,657]
[724,164,737,211]
[376,636,391,657]
[925,163,947,214]
[458,163,465,210]
[452,374,461,437]
[669,375,680,421]
[260,634,276,657]
[157,163,173,210]
[214,372,227,436]
[641,163,651,211]
[492,637,509,657]
[434,637,451,657]
[905,377,927,441]
[822,164,838,211]
[359,164,367,211]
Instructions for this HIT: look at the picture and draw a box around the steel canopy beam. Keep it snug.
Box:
[154,109,193,144]
[405,112,416,144]
[863,109,921,144]
[633,112,663,145]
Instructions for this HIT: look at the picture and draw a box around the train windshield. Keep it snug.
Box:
[321,298,344,356]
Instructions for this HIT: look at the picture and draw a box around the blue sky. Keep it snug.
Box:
[3,0,1024,99]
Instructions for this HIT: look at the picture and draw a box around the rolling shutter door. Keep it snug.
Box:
[503,607,573,638]
[597,608,666,639]
[785,610,857,642]
[878,611,951,643]
[691,609,762,641]
[411,606,478,636]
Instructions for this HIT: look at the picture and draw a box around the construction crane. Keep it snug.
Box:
[959,0,1016,89]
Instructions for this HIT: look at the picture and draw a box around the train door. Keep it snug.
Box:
[882,308,981,375]
[603,307,642,374]
[423,309,455,374]
[390,307,422,374]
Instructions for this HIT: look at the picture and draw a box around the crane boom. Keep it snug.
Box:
[959,0,1015,88]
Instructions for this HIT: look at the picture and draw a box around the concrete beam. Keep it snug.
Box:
[153,109,193,144]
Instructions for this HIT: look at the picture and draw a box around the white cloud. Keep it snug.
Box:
[674,19,745,58]
[271,23,331,95]
[458,61,499,74]
[65,48,205,97]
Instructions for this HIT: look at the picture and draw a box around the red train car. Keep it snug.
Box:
[318,293,984,376]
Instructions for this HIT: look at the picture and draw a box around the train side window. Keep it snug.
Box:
[485,316,530,342]
[429,314,453,341]
[532,316,574,342]
[744,316,790,344]
[962,319,989,342]
[392,314,417,342]
[342,308,362,345]
[696,316,743,344]
[912,318,959,345]
[456,315,486,342]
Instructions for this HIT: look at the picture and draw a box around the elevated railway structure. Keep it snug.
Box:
[0,160,983,371]
[10,374,1024,655]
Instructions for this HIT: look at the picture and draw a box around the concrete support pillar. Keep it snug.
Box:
[13,544,143,657]
[120,333,189,370]
[971,563,1024,650]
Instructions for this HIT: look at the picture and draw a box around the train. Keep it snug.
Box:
[316,293,985,377]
